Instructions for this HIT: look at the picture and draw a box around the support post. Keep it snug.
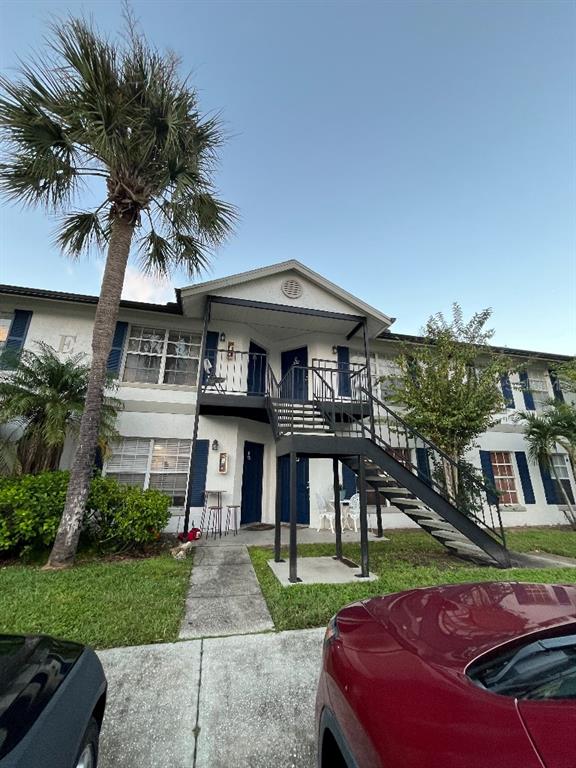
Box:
[358,456,370,577]
[289,452,299,583]
[274,457,282,562]
[362,319,376,440]
[375,491,383,538]
[183,296,212,534]
[332,457,343,560]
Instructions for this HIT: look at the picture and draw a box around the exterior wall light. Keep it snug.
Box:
[211,439,219,451]
[332,345,338,355]
[219,332,226,342]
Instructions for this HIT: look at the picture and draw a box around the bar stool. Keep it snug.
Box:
[204,505,222,539]
[224,505,240,536]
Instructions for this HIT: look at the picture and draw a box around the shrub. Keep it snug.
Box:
[0,471,69,553]
[86,478,170,551]
[0,472,171,555]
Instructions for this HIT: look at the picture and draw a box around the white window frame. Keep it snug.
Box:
[550,453,576,504]
[490,451,519,505]
[104,437,192,508]
[528,373,551,411]
[121,325,202,386]
[0,312,13,353]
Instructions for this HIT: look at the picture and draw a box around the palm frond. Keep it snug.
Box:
[54,210,109,257]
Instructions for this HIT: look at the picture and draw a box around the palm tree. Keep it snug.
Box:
[0,16,235,567]
[519,409,576,528]
[0,343,120,475]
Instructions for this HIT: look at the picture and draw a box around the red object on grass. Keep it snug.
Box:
[177,528,201,542]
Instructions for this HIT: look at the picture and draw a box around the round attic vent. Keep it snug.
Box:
[281,278,303,299]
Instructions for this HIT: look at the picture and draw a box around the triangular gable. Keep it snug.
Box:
[180,260,394,334]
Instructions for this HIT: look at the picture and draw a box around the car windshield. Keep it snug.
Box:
[467,631,576,700]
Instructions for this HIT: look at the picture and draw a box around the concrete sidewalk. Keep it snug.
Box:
[98,628,324,768]
[179,543,274,638]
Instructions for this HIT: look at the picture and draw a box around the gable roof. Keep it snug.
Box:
[179,259,395,333]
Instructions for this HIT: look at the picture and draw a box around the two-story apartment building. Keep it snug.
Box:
[1,260,574,569]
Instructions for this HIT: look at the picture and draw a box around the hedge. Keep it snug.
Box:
[0,471,171,555]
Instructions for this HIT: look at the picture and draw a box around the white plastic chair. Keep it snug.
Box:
[346,493,360,532]
[316,493,335,532]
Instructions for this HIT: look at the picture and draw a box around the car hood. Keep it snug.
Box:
[0,634,85,759]
[362,582,576,670]
[518,699,576,768]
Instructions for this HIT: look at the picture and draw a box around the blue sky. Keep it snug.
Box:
[0,0,574,353]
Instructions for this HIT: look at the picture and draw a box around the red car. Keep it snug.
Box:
[316,582,576,768]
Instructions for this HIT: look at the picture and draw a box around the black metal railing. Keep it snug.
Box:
[358,387,506,547]
[266,359,506,549]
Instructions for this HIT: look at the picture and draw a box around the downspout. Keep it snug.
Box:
[183,296,212,535]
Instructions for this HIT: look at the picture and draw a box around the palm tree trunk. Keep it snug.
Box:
[46,216,135,568]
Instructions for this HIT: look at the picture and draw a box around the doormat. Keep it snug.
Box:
[244,523,275,531]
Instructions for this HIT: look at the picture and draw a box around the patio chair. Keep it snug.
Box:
[346,493,360,532]
[316,493,335,533]
[202,357,226,392]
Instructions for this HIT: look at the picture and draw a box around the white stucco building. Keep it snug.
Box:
[1,260,574,567]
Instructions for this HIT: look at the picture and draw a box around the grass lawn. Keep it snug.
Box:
[249,529,576,632]
[0,554,192,649]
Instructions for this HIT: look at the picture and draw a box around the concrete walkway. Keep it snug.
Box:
[98,628,324,768]
[179,542,274,639]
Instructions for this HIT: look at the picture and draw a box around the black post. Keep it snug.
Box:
[289,451,299,583]
[358,456,370,577]
[362,319,376,440]
[332,457,343,560]
[274,456,282,562]
[183,296,212,534]
[375,491,383,538]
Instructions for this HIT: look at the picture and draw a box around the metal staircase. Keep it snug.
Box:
[266,362,510,568]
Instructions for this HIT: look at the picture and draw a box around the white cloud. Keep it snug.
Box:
[121,266,175,304]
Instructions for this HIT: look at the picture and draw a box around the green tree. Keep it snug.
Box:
[0,16,235,567]
[386,304,512,498]
[0,343,120,475]
[519,407,576,528]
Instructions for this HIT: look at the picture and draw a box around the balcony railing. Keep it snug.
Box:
[201,349,269,395]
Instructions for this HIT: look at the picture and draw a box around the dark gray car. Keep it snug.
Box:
[0,635,107,768]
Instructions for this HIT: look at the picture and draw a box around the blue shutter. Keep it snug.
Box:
[337,346,351,397]
[519,371,535,410]
[549,369,564,403]
[500,374,515,409]
[5,309,32,352]
[342,463,356,499]
[187,440,209,507]
[514,451,535,504]
[202,330,219,384]
[106,321,128,376]
[479,450,498,505]
[539,459,558,504]
[416,447,431,485]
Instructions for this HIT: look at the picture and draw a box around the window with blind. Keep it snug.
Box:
[527,374,550,410]
[104,437,192,507]
[490,451,519,504]
[550,454,575,505]
[122,326,202,385]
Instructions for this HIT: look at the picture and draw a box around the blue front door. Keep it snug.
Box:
[241,442,264,524]
[247,341,267,395]
[281,346,308,400]
[279,455,310,524]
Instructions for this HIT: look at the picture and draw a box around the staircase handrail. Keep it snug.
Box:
[359,386,506,545]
